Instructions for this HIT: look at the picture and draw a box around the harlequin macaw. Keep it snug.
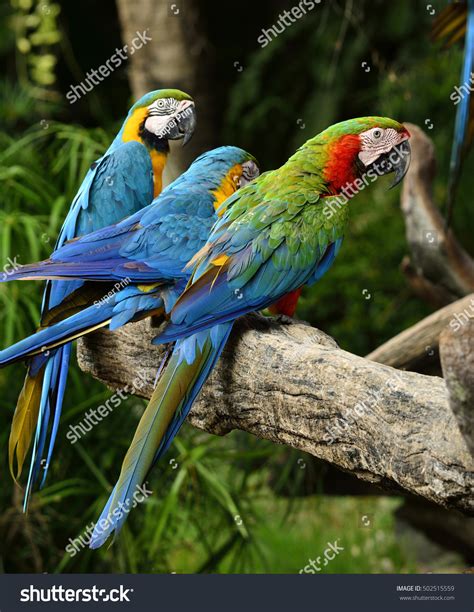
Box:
[87,117,410,547]
[10,89,196,505]
[3,118,410,548]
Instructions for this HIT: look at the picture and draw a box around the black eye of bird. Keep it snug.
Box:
[373,129,382,139]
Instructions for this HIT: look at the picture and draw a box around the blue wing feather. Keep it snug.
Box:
[155,238,343,344]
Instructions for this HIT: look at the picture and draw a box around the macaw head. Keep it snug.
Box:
[180,146,260,214]
[318,117,411,194]
[190,146,260,188]
[219,147,260,190]
[122,89,197,148]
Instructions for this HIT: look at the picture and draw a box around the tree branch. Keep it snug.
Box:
[440,317,474,456]
[366,294,474,370]
[77,315,473,516]
[400,124,474,307]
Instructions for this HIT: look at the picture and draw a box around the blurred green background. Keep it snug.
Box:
[0,0,472,573]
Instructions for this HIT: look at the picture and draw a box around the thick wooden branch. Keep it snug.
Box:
[440,317,474,455]
[77,315,474,515]
[400,124,474,307]
[366,293,474,370]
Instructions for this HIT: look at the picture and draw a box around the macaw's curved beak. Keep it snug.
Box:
[181,105,197,145]
[388,139,411,189]
[167,101,197,145]
[372,139,411,189]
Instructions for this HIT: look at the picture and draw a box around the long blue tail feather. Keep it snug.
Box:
[447,0,474,222]
[89,323,233,549]
[0,302,114,367]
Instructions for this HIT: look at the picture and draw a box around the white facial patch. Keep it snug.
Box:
[144,97,181,137]
[144,114,173,137]
[358,127,402,167]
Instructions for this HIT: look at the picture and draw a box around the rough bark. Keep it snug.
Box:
[116,0,217,180]
[400,124,474,307]
[77,314,474,516]
[366,293,474,371]
[440,317,474,456]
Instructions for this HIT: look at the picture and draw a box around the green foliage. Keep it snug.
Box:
[0,122,109,343]
[10,0,61,86]
[0,0,469,575]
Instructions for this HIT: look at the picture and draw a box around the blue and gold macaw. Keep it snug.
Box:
[11,89,196,505]
[0,146,259,498]
[3,118,410,548]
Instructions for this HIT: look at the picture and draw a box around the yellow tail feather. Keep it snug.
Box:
[9,366,45,481]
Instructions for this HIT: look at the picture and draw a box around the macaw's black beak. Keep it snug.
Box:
[181,107,197,146]
[166,102,197,145]
[389,139,411,189]
[372,139,411,189]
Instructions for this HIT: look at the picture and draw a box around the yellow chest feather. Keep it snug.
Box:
[122,107,167,198]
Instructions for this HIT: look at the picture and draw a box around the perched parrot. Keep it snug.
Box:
[2,117,410,548]
[9,89,196,505]
[0,146,259,342]
[0,146,259,479]
[89,116,410,548]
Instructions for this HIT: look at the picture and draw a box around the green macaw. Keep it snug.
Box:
[85,116,410,547]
